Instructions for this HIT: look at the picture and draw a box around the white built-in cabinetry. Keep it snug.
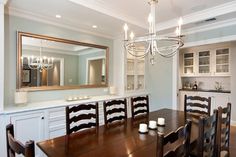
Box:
[182,48,230,77]
[125,52,145,92]
[2,96,134,157]
[179,91,230,114]
[9,111,45,157]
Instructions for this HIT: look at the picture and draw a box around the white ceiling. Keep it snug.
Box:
[5,0,236,39]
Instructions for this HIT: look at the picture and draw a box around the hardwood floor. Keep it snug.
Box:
[230,126,236,156]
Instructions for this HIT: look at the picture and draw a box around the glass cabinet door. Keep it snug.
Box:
[183,53,194,75]
[215,48,229,74]
[125,56,145,92]
[198,51,210,74]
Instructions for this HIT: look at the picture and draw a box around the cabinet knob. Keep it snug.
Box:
[41,117,44,120]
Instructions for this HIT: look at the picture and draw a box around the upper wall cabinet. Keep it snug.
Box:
[181,47,230,77]
[17,32,109,91]
[125,52,145,92]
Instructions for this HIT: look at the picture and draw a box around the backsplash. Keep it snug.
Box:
[181,77,231,91]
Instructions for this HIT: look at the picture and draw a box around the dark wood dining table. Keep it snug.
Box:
[37,108,199,157]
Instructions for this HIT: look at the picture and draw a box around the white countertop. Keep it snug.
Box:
[1,92,148,115]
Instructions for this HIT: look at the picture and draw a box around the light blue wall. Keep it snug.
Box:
[145,56,173,111]
[4,14,113,106]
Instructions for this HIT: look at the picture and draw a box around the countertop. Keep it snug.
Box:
[179,89,231,93]
[0,92,148,115]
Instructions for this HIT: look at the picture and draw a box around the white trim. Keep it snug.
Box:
[85,56,105,84]
[156,1,236,32]
[183,18,236,36]
[231,120,236,126]
[183,35,236,48]
[5,7,114,39]
[59,58,64,86]
[0,3,4,111]
[172,54,178,110]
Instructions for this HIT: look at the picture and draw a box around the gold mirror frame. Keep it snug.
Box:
[17,31,109,91]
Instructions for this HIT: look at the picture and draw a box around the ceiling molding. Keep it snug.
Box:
[68,0,147,29]
[156,1,236,32]
[183,34,236,48]
[6,7,114,39]
[183,18,236,36]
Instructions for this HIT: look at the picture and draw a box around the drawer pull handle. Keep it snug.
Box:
[41,117,44,120]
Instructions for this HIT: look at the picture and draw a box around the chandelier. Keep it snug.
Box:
[27,40,54,71]
[123,0,184,65]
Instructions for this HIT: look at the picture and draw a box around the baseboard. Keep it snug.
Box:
[231,120,236,126]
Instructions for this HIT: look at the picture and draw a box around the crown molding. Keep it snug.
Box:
[183,34,236,48]
[183,18,236,36]
[6,7,114,40]
[68,0,147,29]
[156,1,236,32]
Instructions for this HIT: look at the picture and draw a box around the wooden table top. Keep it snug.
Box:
[37,108,198,157]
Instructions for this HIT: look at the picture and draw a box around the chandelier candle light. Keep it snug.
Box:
[123,0,184,65]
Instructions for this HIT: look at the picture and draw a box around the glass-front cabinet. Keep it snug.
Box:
[125,53,145,92]
[198,51,210,74]
[183,52,195,76]
[181,47,230,77]
[215,48,230,75]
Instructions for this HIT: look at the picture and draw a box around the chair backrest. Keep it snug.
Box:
[156,120,192,157]
[198,110,218,157]
[66,102,99,135]
[184,95,211,118]
[131,95,149,119]
[103,98,127,126]
[217,103,231,157]
[6,124,35,157]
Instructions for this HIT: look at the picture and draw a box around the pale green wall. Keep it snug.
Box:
[4,14,113,105]
[78,50,105,84]
[145,56,173,111]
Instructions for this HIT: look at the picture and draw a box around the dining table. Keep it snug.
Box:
[37,108,199,157]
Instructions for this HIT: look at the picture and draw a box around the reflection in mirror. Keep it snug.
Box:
[17,32,108,91]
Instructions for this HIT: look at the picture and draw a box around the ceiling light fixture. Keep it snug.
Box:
[92,25,98,28]
[123,0,184,65]
[56,14,62,18]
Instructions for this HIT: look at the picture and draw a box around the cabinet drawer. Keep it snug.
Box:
[48,108,65,118]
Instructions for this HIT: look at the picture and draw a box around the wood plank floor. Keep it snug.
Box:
[230,126,236,156]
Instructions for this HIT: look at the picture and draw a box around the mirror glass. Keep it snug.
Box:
[17,32,108,91]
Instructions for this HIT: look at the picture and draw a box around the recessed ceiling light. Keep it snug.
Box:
[56,14,61,18]
[92,25,97,28]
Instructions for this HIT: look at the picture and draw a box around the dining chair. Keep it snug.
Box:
[184,95,211,119]
[131,95,149,119]
[217,103,231,157]
[103,98,127,127]
[65,102,99,135]
[6,124,35,157]
[156,120,192,157]
[197,109,218,157]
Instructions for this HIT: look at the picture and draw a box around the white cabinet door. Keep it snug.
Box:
[10,111,45,157]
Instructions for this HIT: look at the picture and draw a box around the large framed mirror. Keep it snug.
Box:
[17,31,109,91]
